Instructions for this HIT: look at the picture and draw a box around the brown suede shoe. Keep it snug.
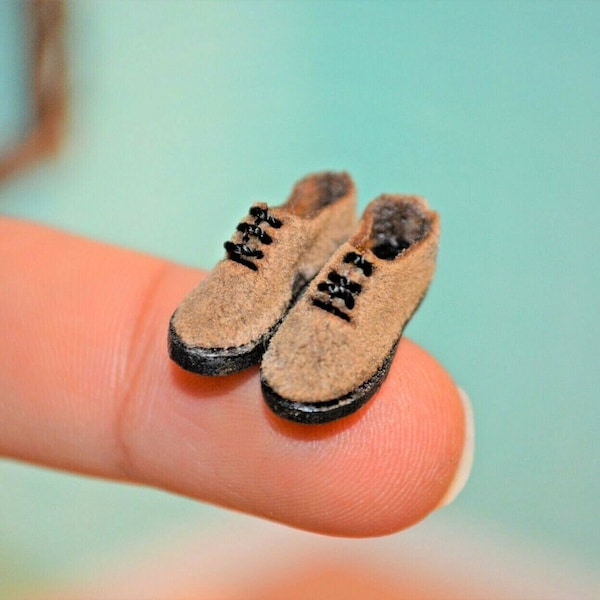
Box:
[168,172,357,375]
[260,194,439,424]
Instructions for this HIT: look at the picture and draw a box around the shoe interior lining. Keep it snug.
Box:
[287,172,353,217]
[369,198,431,260]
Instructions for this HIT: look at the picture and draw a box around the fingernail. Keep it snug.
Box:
[437,386,475,508]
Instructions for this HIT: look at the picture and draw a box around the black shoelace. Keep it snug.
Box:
[224,206,282,271]
[312,252,374,322]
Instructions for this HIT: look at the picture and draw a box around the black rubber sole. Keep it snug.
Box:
[261,338,400,424]
[168,318,268,376]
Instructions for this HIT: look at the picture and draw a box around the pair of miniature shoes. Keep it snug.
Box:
[168,172,440,424]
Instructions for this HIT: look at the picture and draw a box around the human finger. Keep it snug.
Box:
[0,217,471,536]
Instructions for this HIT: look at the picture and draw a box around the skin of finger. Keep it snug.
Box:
[0,217,465,537]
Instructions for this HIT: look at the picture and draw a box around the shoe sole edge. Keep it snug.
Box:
[168,318,267,376]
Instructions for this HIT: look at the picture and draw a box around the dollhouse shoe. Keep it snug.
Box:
[260,193,440,424]
[168,172,357,375]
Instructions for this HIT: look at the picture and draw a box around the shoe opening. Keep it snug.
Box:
[287,171,353,217]
[369,196,432,260]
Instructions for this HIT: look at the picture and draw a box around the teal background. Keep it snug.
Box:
[1,0,599,591]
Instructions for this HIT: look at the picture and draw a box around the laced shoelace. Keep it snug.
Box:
[312,251,374,322]
[224,206,283,271]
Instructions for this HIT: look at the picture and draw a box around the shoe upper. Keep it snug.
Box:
[261,194,440,404]
[170,172,357,351]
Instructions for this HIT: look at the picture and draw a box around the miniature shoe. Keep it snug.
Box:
[260,194,440,424]
[168,172,357,375]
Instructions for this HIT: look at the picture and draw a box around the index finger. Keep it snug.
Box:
[0,217,470,536]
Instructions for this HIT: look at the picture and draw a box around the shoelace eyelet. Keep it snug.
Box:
[225,206,283,271]
[312,253,373,321]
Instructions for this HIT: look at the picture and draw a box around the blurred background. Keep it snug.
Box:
[1,1,598,598]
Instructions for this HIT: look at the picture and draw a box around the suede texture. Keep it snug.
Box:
[260,194,439,403]
[170,172,357,350]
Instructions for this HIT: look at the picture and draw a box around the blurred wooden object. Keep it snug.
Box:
[0,0,66,182]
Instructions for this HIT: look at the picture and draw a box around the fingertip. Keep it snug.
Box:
[236,340,471,537]
[309,338,470,536]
